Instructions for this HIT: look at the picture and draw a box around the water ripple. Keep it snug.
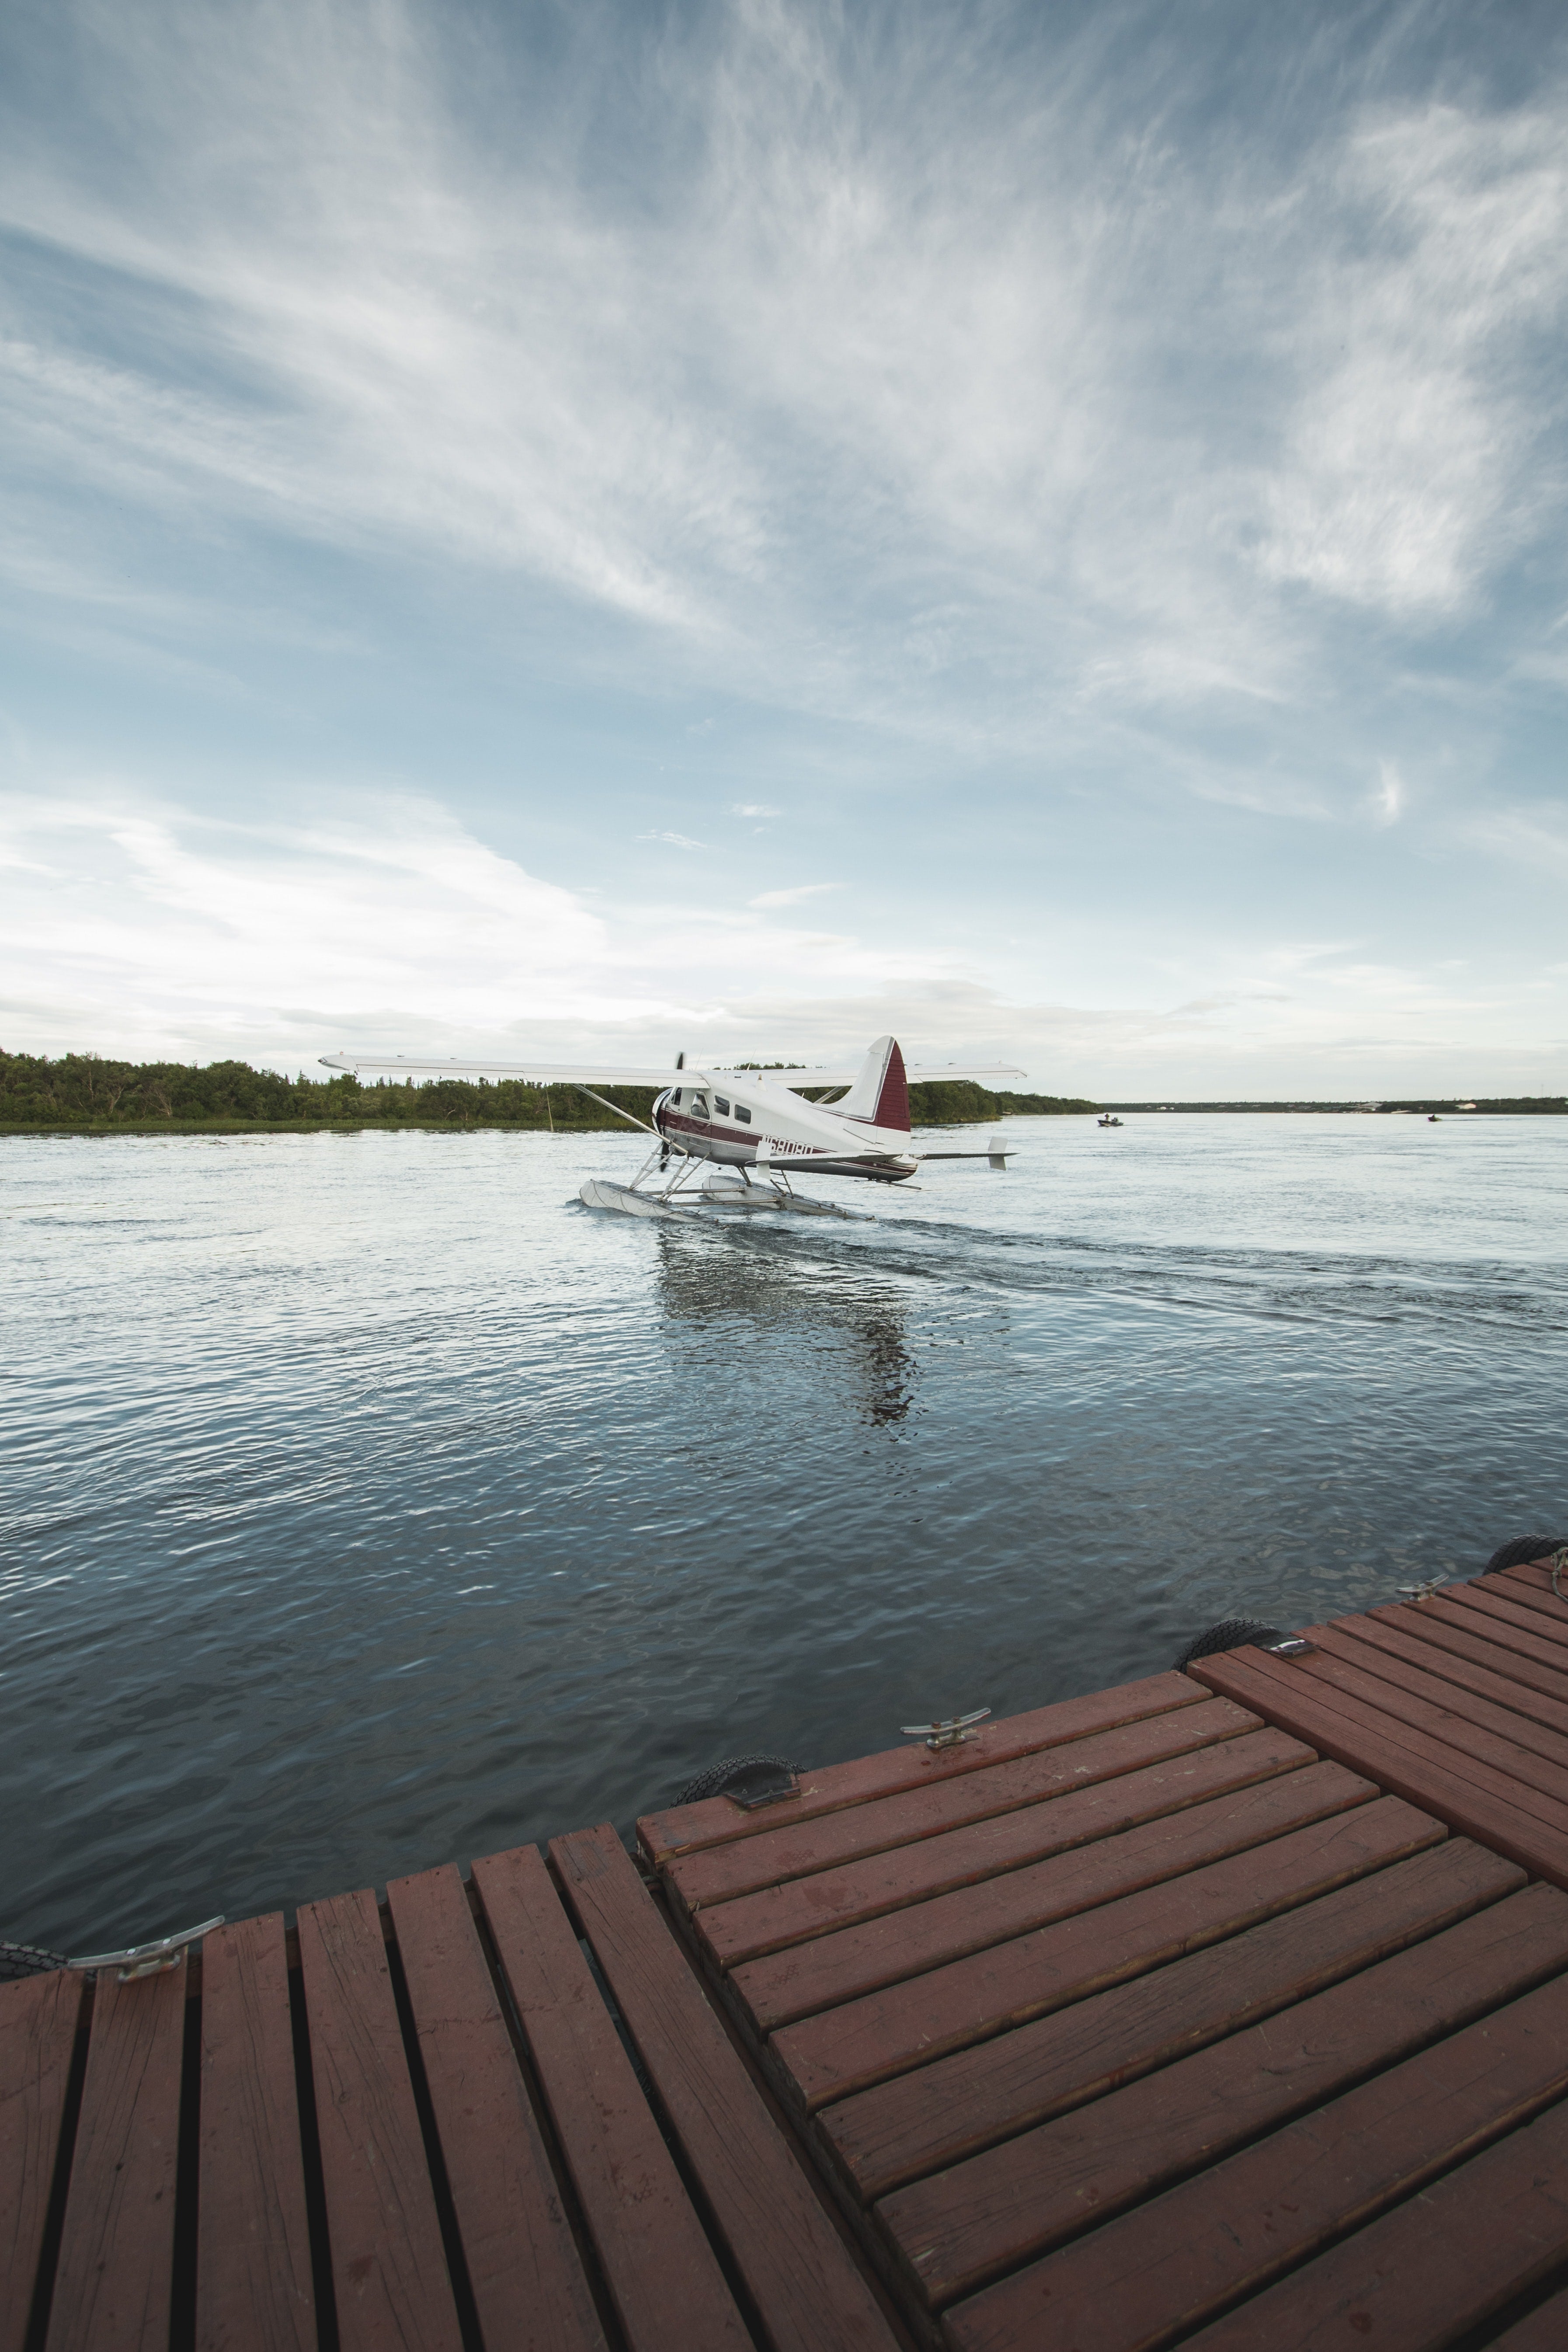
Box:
[2,1116,1565,1948]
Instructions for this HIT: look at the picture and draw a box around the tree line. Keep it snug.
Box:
[1099,1098,1568,1114]
[0,1051,1099,1131]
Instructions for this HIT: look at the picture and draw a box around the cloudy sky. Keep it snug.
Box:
[3,0,1566,1094]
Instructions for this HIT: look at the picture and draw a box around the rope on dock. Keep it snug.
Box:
[1484,1533,1568,1604]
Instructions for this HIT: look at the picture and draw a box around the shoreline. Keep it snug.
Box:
[5,1104,1567,1137]
[0,1110,1096,1138]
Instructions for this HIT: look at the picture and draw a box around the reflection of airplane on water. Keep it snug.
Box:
[655,1229,918,1425]
[320,1034,1024,1222]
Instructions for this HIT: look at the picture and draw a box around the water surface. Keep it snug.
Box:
[3,1113,1565,1950]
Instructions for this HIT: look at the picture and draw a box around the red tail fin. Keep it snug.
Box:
[874,1038,910,1131]
[839,1035,910,1133]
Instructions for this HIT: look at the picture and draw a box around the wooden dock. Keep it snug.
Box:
[8,1554,1568,2349]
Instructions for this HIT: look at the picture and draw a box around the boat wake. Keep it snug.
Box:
[671,1209,1568,1337]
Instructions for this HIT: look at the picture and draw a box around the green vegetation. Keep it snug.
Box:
[906,1079,1095,1121]
[11,1053,1557,1131]
[0,1051,658,1132]
[0,1051,1097,1134]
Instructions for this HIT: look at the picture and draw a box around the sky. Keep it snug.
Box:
[2,0,1567,1097]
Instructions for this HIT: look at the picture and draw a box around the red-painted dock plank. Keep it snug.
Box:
[1311,1616,1568,1768]
[638,1670,1210,1865]
[1188,1645,1568,1885]
[665,1696,1259,1912]
[943,1969,1568,2350]
[296,1886,462,2352]
[471,1839,751,2352]
[773,1794,1436,2110]
[1446,1579,1568,1656]
[1173,2094,1568,2352]
[1392,1592,1568,1685]
[1492,1558,1568,1615]
[692,1723,1303,1967]
[44,1964,185,2352]
[881,1882,1568,2305]
[1362,1598,1568,1715]
[553,1823,903,2352]
[740,1757,1373,2039]
[1489,2284,1568,2350]
[824,1836,1523,2199]
[386,1862,608,2352]
[0,1967,84,2352]
[196,1914,314,2352]
[1282,1638,1568,1812]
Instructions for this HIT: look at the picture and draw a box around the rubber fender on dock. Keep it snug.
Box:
[1484,1535,1566,1574]
[677,1753,804,1807]
[1175,1618,1287,1672]
[0,1938,70,1981]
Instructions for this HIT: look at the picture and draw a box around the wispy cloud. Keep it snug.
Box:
[1253,106,1568,619]
[748,882,840,908]
[731,802,781,818]
[0,785,949,1063]
[1460,803,1568,878]
[0,786,616,1057]
[4,3,1565,743]
[637,830,708,849]
[1372,760,1405,825]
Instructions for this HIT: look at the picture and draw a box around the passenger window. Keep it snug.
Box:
[734,1104,751,1123]
[714,1096,730,1116]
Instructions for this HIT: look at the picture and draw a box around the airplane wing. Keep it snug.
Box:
[747,1063,1027,1088]
[320,1051,1027,1089]
[319,1054,684,1086]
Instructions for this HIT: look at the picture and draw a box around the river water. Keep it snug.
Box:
[3,1114,1565,1952]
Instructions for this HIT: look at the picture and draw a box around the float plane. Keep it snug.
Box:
[320,1035,1024,1221]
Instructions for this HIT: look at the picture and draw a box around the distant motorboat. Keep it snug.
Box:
[1098,1115,1124,1128]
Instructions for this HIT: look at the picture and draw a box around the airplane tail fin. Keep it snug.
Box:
[836,1034,911,1133]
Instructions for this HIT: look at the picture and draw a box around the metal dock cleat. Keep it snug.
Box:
[70,1913,224,1982]
[901,1708,991,1753]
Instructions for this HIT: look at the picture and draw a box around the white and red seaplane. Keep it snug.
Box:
[320,1034,1024,1221]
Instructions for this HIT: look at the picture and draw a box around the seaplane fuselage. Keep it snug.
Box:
[652,1067,919,1181]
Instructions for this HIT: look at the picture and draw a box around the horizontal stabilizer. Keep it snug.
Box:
[914,1139,1015,1167]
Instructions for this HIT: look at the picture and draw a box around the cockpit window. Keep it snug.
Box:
[668,1089,681,1107]
[691,1093,709,1118]
[714,1096,730,1116]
